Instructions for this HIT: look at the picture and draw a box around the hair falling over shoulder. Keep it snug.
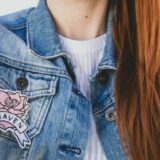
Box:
[112,0,160,160]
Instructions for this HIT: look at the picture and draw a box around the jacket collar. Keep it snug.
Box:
[27,0,117,70]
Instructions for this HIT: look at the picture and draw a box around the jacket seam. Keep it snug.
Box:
[4,23,26,30]
[0,55,69,76]
[93,95,115,115]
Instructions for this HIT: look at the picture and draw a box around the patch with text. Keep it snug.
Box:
[0,89,31,148]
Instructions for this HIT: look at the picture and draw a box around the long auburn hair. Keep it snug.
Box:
[112,1,160,160]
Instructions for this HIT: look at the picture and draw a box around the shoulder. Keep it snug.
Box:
[0,7,35,43]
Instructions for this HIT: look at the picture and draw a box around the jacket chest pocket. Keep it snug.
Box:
[0,64,59,148]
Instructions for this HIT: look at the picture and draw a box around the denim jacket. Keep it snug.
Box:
[0,0,126,159]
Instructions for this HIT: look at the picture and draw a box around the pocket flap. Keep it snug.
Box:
[0,64,58,98]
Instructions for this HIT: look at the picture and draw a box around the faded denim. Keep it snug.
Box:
[0,0,126,159]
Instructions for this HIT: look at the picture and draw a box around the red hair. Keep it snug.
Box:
[113,1,160,159]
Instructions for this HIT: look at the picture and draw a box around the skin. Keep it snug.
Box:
[47,0,109,40]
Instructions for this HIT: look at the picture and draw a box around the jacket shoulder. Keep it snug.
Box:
[0,7,35,43]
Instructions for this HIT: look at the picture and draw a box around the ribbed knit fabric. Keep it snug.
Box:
[58,33,107,160]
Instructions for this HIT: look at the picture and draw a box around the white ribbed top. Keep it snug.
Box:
[58,33,107,160]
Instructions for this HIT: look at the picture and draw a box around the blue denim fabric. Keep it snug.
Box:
[0,0,126,159]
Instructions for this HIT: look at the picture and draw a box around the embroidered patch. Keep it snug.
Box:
[0,89,31,148]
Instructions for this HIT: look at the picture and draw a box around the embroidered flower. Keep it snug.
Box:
[0,90,29,129]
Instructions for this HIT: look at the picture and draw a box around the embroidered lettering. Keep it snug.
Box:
[0,89,31,148]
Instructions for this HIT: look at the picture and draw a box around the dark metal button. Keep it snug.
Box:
[16,77,28,90]
[105,107,117,121]
[96,70,108,85]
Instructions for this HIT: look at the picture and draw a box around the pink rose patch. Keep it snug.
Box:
[0,89,31,148]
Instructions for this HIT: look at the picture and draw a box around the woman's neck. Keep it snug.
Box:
[47,0,109,40]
